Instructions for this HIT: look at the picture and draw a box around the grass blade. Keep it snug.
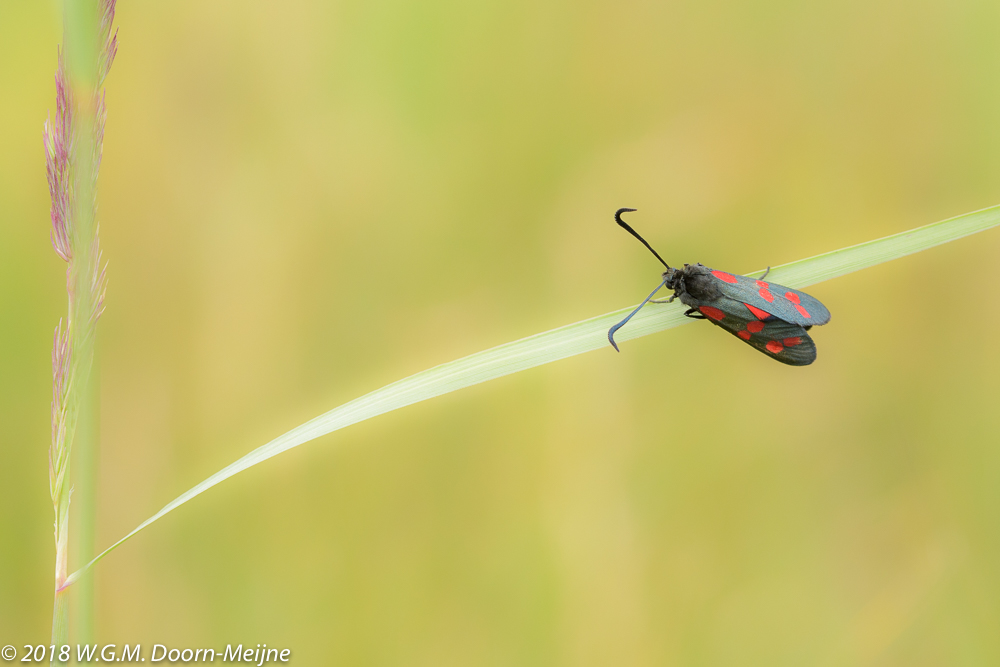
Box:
[63,204,1000,586]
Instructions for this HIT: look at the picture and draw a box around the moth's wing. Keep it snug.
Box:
[694,297,817,366]
[706,268,831,327]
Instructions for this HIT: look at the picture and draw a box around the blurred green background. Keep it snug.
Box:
[3,0,1000,664]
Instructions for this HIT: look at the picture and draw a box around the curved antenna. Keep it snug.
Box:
[614,208,670,270]
[608,277,669,352]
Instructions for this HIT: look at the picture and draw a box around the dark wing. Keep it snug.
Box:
[705,268,831,327]
[693,297,817,366]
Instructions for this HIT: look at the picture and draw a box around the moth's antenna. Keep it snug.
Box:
[608,277,669,352]
[614,208,670,270]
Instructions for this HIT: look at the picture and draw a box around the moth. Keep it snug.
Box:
[608,208,831,366]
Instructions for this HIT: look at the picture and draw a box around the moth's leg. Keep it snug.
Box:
[759,266,771,281]
[684,308,707,320]
[649,293,677,305]
[651,294,678,304]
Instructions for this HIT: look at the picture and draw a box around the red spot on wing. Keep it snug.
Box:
[759,288,774,302]
[699,306,726,321]
[783,337,802,347]
[784,291,800,304]
[755,280,769,288]
[765,340,784,353]
[744,303,771,320]
[712,270,738,284]
[746,321,765,333]
[738,330,751,340]
[794,304,811,318]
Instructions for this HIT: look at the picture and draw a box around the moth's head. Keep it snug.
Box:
[662,267,683,290]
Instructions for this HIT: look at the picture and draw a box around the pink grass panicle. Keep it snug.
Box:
[45,0,117,596]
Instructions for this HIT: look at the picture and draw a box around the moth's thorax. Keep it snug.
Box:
[663,263,721,304]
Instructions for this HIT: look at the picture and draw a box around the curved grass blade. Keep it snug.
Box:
[63,204,1000,587]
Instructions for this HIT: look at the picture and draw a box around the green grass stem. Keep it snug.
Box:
[63,204,1000,587]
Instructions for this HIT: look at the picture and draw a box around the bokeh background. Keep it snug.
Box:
[3,0,1000,664]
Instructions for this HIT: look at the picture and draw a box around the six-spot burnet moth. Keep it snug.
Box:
[608,208,831,366]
